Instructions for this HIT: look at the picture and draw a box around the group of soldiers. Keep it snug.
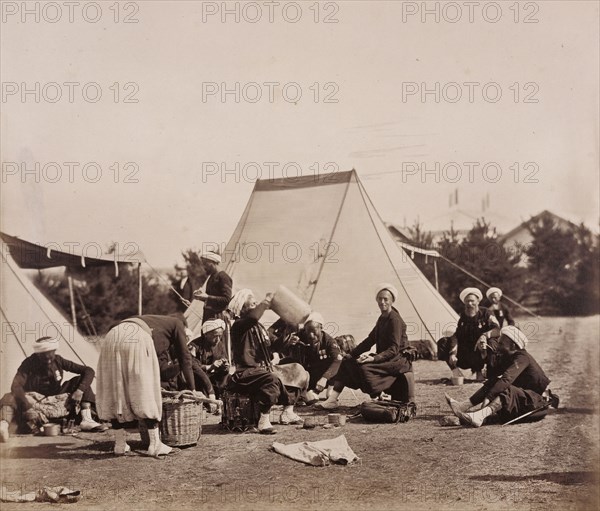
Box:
[0,255,558,448]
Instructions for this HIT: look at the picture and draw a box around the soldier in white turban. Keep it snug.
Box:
[0,336,103,443]
[227,289,306,433]
[193,252,233,323]
[190,319,230,401]
[442,287,501,381]
[318,283,416,409]
[485,287,515,328]
[276,312,343,405]
[445,326,558,427]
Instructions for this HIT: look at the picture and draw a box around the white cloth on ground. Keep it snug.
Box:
[272,434,359,466]
[96,321,162,423]
[1,486,81,503]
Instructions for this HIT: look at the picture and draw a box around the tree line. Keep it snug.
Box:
[34,216,599,336]
[406,216,599,316]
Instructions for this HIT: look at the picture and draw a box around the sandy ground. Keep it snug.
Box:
[1,316,598,511]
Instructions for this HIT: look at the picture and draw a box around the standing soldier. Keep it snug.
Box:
[193,251,233,360]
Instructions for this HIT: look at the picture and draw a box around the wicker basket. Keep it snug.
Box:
[159,397,203,447]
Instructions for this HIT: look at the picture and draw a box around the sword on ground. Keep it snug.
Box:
[503,391,559,426]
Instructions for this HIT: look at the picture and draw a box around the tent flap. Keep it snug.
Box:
[0,232,146,270]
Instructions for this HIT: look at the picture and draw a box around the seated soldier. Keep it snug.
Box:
[167,327,218,408]
[442,288,501,381]
[0,336,103,442]
[161,327,220,413]
[191,319,230,400]
[445,326,559,427]
[486,287,515,328]
[317,284,416,410]
[285,312,343,404]
[267,318,301,359]
[227,289,305,433]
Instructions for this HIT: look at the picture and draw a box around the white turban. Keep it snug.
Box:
[33,336,59,353]
[459,287,483,303]
[501,325,528,350]
[305,312,324,326]
[202,319,226,334]
[228,289,254,317]
[201,252,221,264]
[375,283,398,302]
[486,287,503,299]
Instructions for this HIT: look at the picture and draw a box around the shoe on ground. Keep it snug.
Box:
[80,419,105,432]
[258,415,277,434]
[315,399,339,410]
[546,389,560,409]
[114,443,131,455]
[445,393,470,415]
[0,420,9,443]
[148,443,176,457]
[305,390,319,405]
[456,410,484,428]
[280,410,303,425]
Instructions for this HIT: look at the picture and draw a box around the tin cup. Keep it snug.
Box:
[43,423,61,436]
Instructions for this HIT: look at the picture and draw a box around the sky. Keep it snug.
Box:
[1,0,598,267]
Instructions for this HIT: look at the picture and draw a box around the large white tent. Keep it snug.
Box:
[214,170,458,343]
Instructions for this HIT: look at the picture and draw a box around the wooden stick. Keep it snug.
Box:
[503,403,549,426]
[161,390,222,406]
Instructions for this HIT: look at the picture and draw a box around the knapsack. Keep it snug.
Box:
[360,400,417,423]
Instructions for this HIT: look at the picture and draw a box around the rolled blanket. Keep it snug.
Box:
[272,363,309,391]
[26,393,70,419]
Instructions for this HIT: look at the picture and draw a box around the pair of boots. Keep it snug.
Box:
[306,385,335,406]
[113,427,173,457]
[257,406,302,434]
[445,393,501,427]
[316,389,340,409]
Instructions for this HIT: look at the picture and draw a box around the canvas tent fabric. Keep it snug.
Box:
[220,170,458,344]
[0,253,100,397]
[184,300,205,337]
[0,232,146,272]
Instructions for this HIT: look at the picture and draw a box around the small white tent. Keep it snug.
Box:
[0,252,100,396]
[0,232,146,396]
